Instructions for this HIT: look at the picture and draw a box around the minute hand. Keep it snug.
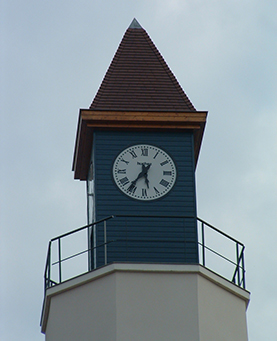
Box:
[132,171,145,185]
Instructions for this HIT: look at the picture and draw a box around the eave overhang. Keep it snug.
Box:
[72,109,208,180]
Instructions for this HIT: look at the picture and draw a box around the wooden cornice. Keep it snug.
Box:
[82,110,206,129]
[73,110,208,180]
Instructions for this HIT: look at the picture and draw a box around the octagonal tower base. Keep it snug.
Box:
[41,263,249,341]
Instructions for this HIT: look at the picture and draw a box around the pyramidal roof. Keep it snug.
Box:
[90,19,196,112]
[73,19,208,180]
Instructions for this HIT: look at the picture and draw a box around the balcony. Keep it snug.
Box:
[43,215,246,293]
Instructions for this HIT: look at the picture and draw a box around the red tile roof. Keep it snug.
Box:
[90,22,196,112]
[73,20,208,180]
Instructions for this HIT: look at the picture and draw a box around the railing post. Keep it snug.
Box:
[125,216,128,260]
[90,224,96,270]
[236,243,240,286]
[201,221,205,266]
[45,242,51,292]
[44,269,47,293]
[87,224,91,272]
[242,249,246,289]
[104,220,107,265]
[58,238,62,283]
[48,244,51,287]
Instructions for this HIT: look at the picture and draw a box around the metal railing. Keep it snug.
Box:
[197,218,245,288]
[44,215,246,293]
[43,216,114,292]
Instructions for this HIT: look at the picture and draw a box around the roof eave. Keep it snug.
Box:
[72,109,208,180]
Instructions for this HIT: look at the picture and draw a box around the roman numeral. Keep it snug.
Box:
[127,183,137,194]
[154,187,160,194]
[117,169,126,174]
[119,177,129,186]
[153,150,160,159]
[159,179,169,187]
[129,150,137,158]
[141,148,148,156]
[163,171,172,176]
[160,160,169,166]
[142,188,147,197]
[121,158,129,165]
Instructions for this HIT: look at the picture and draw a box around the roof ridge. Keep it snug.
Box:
[90,30,130,108]
[140,29,196,111]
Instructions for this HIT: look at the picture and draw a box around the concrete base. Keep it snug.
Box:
[41,263,250,341]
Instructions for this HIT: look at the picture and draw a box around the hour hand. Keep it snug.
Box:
[144,173,149,188]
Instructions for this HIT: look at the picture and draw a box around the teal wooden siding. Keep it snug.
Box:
[92,130,198,266]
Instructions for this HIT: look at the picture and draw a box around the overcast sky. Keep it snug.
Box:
[1,1,276,340]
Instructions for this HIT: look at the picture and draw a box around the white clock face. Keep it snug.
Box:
[112,144,177,201]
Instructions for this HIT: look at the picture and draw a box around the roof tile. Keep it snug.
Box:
[90,26,196,112]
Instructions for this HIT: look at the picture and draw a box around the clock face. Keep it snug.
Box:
[112,144,177,201]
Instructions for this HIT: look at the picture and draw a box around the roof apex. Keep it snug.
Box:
[129,18,142,29]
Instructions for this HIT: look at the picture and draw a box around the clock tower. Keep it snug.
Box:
[73,18,207,269]
[41,19,250,340]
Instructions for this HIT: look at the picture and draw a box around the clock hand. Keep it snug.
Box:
[143,163,151,188]
[144,163,151,171]
[144,173,149,188]
[132,163,151,185]
[132,170,145,185]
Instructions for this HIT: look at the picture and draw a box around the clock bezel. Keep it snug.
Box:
[112,143,177,202]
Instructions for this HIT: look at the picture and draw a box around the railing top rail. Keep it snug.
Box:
[49,215,244,248]
[197,217,244,247]
[50,215,114,242]
[115,214,195,219]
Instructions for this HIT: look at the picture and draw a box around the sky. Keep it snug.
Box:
[1,0,276,340]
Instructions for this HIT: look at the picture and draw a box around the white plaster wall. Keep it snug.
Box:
[115,271,199,341]
[42,264,249,341]
[198,275,248,341]
[45,274,117,341]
